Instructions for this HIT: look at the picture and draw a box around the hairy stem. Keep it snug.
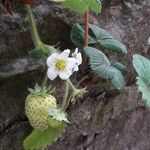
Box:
[25,5,42,48]
[61,79,79,111]
[42,73,48,87]
[84,10,89,47]
[68,79,76,91]
[62,80,70,111]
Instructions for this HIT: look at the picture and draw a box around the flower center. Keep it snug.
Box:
[55,59,66,70]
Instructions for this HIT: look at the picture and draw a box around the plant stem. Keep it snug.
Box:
[61,79,78,111]
[84,10,89,47]
[68,79,76,91]
[62,80,70,111]
[42,73,48,87]
[25,5,42,48]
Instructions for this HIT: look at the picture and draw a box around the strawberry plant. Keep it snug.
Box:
[1,0,128,149]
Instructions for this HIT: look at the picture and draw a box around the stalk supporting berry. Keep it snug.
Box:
[62,80,70,111]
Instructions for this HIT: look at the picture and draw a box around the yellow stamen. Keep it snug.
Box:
[55,59,66,70]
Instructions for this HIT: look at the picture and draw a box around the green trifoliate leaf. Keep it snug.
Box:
[133,54,150,106]
[62,0,101,14]
[71,24,127,54]
[84,47,125,90]
[63,0,88,14]
[84,47,111,67]
[111,60,127,75]
[100,39,127,54]
[89,24,113,40]
[71,24,96,47]
[48,107,69,123]
[85,0,102,14]
[23,125,66,150]
[89,24,127,54]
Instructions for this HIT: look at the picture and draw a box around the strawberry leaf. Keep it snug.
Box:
[100,39,127,54]
[85,0,102,14]
[23,125,66,150]
[89,24,113,40]
[84,47,125,90]
[133,54,150,107]
[111,60,127,75]
[62,0,101,14]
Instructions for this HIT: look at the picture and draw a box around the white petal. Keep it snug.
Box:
[76,53,82,64]
[59,49,70,59]
[75,48,78,54]
[58,70,72,80]
[73,66,79,72]
[72,48,78,57]
[47,67,58,80]
[66,58,78,70]
[47,53,59,67]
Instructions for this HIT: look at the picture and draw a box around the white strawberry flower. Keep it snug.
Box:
[47,49,77,80]
[72,48,82,72]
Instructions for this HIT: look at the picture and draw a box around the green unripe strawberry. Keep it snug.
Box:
[25,94,57,131]
[25,84,57,131]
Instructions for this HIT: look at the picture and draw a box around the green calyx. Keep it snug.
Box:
[28,84,55,97]
[48,107,69,123]
[72,87,88,102]
[67,79,88,101]
[48,107,69,128]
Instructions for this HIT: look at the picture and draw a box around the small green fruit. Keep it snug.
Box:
[25,94,57,131]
